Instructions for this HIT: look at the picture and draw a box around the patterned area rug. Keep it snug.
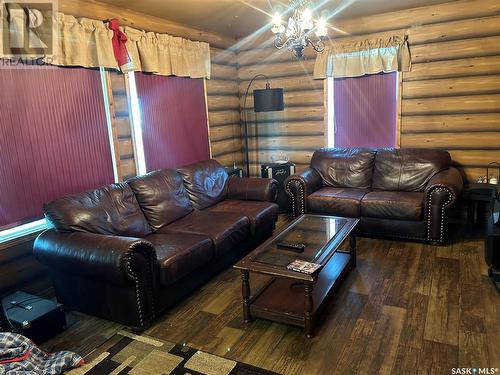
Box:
[66,330,279,375]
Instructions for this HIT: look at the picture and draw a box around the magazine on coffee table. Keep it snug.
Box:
[287,259,322,275]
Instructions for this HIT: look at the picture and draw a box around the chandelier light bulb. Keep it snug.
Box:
[271,12,285,34]
[315,17,328,37]
[301,8,312,22]
[300,8,313,30]
[272,12,282,26]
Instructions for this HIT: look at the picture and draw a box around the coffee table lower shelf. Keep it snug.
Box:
[246,251,352,337]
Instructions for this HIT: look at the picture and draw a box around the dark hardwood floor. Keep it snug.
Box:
[42,217,500,374]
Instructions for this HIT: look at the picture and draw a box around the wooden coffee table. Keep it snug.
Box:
[234,214,358,338]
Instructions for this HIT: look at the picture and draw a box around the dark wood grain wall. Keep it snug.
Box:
[236,0,500,181]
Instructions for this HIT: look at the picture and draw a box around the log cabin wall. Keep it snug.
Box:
[107,72,137,180]
[236,0,500,181]
[238,48,325,176]
[207,48,243,167]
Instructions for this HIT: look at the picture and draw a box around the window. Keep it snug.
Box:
[0,68,212,244]
[327,72,398,148]
[0,66,116,242]
[130,72,210,172]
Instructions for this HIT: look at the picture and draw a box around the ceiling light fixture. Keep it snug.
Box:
[271,0,328,59]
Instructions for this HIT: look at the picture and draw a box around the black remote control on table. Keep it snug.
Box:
[276,242,305,252]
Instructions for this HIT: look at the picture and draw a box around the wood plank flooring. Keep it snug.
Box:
[42,218,500,374]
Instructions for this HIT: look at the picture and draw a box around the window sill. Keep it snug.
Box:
[0,220,47,250]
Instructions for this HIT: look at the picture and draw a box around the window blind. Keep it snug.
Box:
[134,74,210,172]
[0,66,114,229]
[333,72,397,148]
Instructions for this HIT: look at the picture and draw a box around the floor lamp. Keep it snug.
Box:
[242,74,284,177]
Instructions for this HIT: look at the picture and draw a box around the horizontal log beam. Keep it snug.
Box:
[411,36,500,63]
[408,15,500,45]
[211,47,238,66]
[206,95,240,111]
[402,75,500,98]
[206,80,239,96]
[402,94,500,115]
[239,76,324,95]
[208,110,240,126]
[238,60,315,81]
[401,113,500,133]
[211,64,238,80]
[403,56,500,82]
[401,131,500,148]
[242,90,323,109]
[449,150,500,166]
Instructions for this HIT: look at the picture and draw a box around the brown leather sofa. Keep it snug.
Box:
[34,160,278,329]
[285,148,463,244]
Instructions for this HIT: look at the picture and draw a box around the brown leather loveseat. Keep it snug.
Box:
[285,148,463,244]
[34,160,278,329]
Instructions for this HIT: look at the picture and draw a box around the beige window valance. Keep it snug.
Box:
[314,35,411,79]
[1,7,211,79]
[45,13,118,69]
[122,26,211,79]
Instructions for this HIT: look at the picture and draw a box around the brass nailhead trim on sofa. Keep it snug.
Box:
[426,185,455,243]
[285,179,305,218]
[286,176,456,244]
[125,256,145,327]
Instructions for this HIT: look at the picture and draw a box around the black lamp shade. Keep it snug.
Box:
[253,88,284,112]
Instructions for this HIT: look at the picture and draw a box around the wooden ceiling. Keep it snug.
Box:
[96,0,456,38]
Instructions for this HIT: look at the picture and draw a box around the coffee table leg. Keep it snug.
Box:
[349,234,357,268]
[241,270,252,323]
[304,281,314,338]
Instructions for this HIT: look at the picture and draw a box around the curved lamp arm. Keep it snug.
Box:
[242,74,270,177]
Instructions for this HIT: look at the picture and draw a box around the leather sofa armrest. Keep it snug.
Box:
[33,229,157,285]
[227,176,278,202]
[424,167,464,243]
[425,167,463,205]
[285,168,323,217]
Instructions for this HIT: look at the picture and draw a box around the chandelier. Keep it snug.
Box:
[271,0,328,59]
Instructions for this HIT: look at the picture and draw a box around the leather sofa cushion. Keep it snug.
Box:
[207,200,279,235]
[44,183,151,237]
[127,169,193,231]
[361,191,424,221]
[372,148,451,191]
[145,233,213,286]
[306,187,370,217]
[310,148,376,188]
[177,159,229,210]
[158,211,250,257]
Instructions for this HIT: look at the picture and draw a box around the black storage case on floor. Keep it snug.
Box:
[1,291,66,343]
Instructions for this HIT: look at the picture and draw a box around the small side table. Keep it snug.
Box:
[463,183,498,234]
